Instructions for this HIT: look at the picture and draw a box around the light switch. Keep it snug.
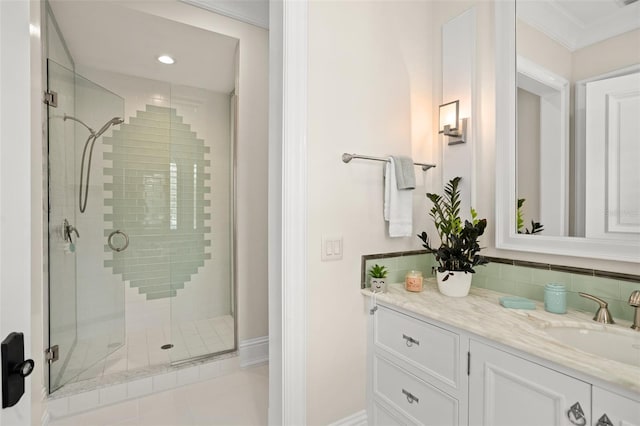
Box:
[325,240,333,256]
[321,235,343,261]
[333,239,341,256]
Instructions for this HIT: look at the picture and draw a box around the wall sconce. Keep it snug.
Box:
[439,100,467,145]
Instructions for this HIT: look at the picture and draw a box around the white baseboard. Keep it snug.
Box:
[329,410,368,426]
[238,336,269,367]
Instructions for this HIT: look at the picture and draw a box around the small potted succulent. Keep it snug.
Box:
[417,176,488,297]
[369,264,388,293]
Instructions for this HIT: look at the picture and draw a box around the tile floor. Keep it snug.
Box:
[59,315,235,388]
[50,363,268,426]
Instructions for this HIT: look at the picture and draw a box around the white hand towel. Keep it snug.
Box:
[384,157,413,237]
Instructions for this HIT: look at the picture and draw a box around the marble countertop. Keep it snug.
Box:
[362,279,640,395]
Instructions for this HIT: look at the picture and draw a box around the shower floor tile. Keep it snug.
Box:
[59,315,235,388]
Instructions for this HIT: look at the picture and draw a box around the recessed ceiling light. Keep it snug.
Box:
[157,55,175,65]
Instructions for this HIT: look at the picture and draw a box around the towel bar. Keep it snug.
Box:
[342,153,436,171]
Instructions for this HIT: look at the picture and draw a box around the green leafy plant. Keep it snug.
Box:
[368,264,388,279]
[517,198,544,235]
[417,177,488,280]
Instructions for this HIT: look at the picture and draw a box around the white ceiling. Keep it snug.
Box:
[518,0,640,51]
[49,0,239,93]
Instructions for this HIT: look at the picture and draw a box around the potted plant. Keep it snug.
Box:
[417,177,488,297]
[369,264,388,293]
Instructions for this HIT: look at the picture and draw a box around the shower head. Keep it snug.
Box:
[74,116,123,213]
[95,117,124,138]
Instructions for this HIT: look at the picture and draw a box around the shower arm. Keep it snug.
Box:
[63,114,95,136]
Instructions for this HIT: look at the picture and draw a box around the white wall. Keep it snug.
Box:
[125,1,269,342]
[306,1,434,423]
[516,19,572,81]
[572,29,640,83]
[0,0,34,423]
[517,87,541,225]
[303,2,639,422]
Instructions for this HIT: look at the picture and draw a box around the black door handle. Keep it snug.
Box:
[2,332,35,408]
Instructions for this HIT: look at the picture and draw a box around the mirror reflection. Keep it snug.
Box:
[515,0,640,239]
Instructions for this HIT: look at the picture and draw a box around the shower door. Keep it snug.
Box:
[47,60,126,392]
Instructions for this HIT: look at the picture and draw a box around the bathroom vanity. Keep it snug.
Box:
[365,282,640,426]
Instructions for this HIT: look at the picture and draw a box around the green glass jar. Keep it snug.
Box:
[544,283,567,314]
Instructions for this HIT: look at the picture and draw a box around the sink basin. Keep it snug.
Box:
[544,326,640,367]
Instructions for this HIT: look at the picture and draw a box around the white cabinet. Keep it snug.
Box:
[370,305,467,425]
[368,302,639,426]
[468,340,591,426]
[592,386,640,426]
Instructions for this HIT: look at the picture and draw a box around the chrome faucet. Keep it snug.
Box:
[579,293,615,324]
[629,291,640,331]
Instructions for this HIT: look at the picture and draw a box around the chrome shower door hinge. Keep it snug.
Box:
[44,90,58,107]
[45,345,59,364]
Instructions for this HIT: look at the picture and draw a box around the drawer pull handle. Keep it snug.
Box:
[596,414,613,426]
[402,389,419,404]
[567,402,587,426]
[402,334,420,347]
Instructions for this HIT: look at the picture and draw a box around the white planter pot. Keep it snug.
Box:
[370,278,387,293]
[436,271,472,297]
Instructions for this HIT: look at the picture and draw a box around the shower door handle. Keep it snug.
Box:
[107,230,129,252]
[63,218,79,243]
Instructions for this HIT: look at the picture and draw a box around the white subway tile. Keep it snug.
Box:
[198,360,220,380]
[68,389,99,414]
[127,377,152,399]
[152,371,177,392]
[47,396,69,418]
[176,366,199,386]
[99,383,127,405]
[219,356,240,374]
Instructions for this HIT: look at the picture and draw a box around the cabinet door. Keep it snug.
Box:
[592,387,640,426]
[469,340,591,426]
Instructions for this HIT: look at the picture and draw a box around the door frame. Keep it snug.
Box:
[268,0,308,424]
[0,0,43,424]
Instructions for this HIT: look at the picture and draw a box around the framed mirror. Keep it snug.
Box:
[495,0,640,262]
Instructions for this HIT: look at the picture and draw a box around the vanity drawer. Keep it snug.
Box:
[373,354,459,426]
[374,305,461,390]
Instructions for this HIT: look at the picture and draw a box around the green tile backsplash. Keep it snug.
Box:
[362,250,436,289]
[473,260,640,322]
[361,251,640,322]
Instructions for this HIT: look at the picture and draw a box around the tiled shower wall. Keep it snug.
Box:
[77,65,233,334]
[362,251,640,322]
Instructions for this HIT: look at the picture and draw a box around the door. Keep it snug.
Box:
[592,387,640,426]
[469,340,591,426]
[47,60,126,392]
[585,72,640,240]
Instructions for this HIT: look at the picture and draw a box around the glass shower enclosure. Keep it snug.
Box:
[46,59,236,394]
[47,59,126,392]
